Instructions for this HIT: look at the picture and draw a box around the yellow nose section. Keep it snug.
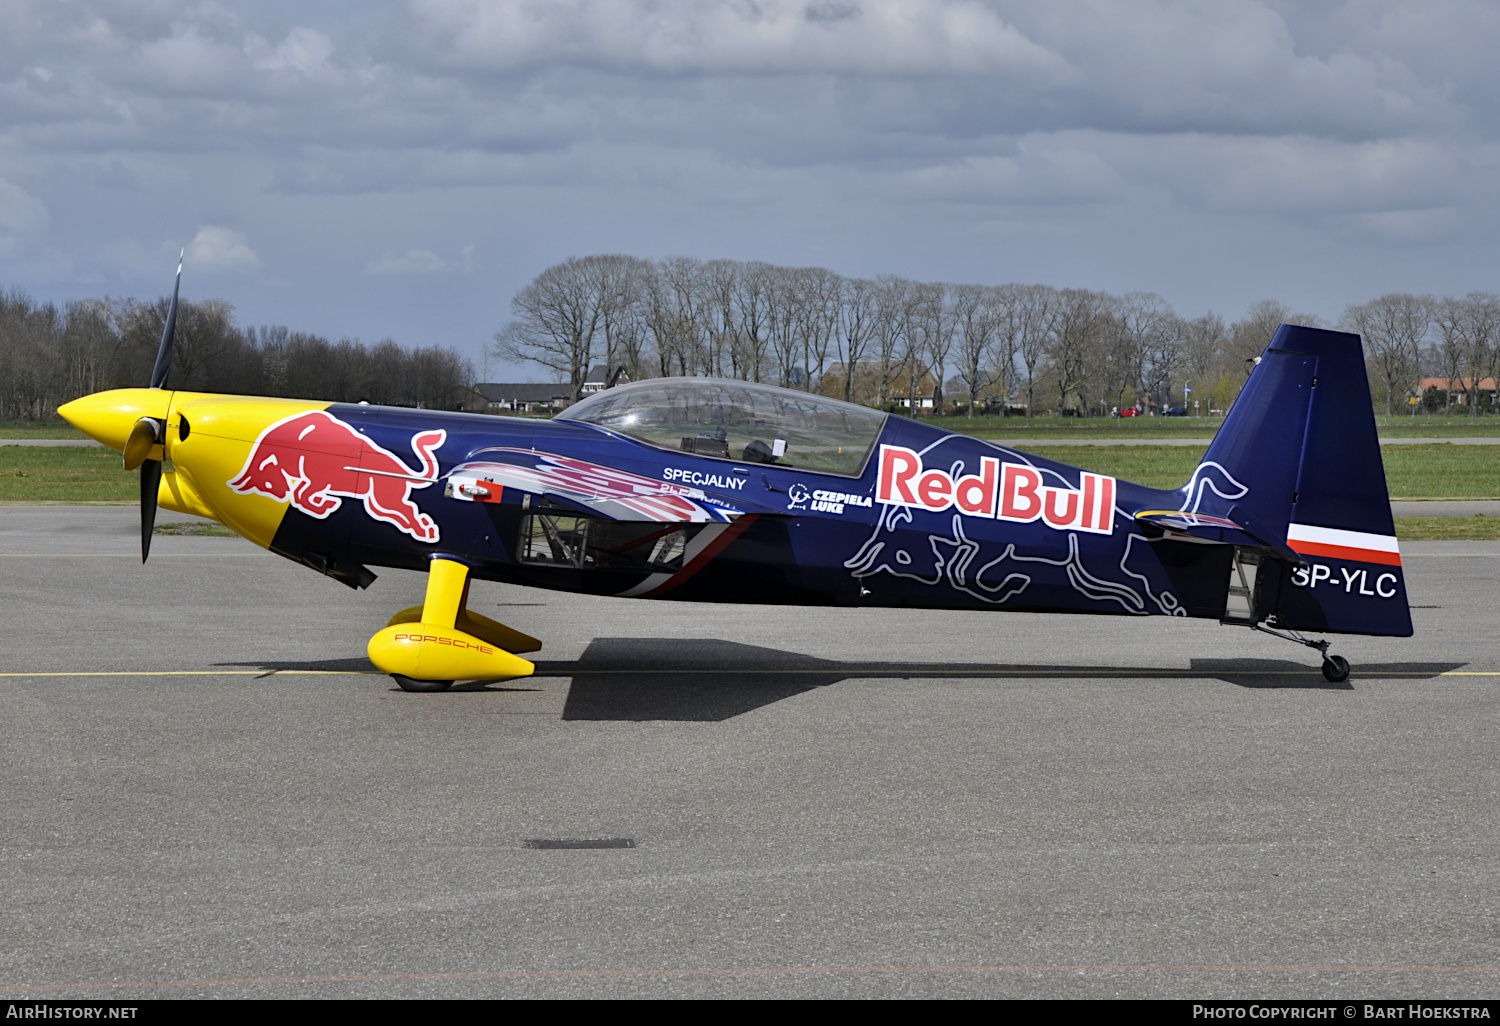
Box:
[58,389,173,451]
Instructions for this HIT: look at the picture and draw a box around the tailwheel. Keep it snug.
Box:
[1321,656,1351,683]
[367,557,536,689]
[392,674,454,693]
[1252,623,1353,683]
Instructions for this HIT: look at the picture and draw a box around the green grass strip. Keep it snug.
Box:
[1395,516,1500,541]
[153,522,236,537]
[0,445,137,502]
[0,419,89,439]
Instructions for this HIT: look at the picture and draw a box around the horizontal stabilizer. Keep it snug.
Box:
[1132,510,1303,564]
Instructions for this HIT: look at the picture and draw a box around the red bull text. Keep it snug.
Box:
[229,410,446,543]
[876,444,1115,535]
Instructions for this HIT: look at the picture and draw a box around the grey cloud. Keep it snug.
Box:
[0,176,49,256]
[186,225,259,270]
[399,0,1071,78]
[804,1,861,24]
[3,1,1490,177]
[367,248,447,274]
[1085,132,1486,217]
[1,0,1498,363]
[907,139,1124,206]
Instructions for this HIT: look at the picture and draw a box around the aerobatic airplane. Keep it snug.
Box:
[60,262,1410,690]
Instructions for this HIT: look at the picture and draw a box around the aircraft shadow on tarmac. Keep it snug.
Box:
[536,639,1465,721]
[220,642,1466,722]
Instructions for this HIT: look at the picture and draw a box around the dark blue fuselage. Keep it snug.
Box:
[266,405,1242,622]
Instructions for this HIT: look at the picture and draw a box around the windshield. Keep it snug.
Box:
[557,378,887,477]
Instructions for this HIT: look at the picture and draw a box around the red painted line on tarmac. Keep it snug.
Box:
[5,963,1500,993]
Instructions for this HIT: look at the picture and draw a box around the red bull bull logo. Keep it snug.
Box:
[228,410,446,543]
[876,444,1114,536]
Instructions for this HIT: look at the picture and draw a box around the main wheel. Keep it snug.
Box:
[392,674,454,693]
[1321,656,1350,683]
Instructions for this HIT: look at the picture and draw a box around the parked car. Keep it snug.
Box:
[1164,406,1188,417]
[1118,408,1140,417]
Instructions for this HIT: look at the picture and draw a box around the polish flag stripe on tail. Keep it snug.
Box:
[1286,523,1401,567]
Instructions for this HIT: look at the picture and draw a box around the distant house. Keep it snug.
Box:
[580,365,631,395]
[473,382,572,413]
[1419,377,1497,406]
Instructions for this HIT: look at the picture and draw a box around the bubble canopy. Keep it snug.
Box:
[556,378,888,477]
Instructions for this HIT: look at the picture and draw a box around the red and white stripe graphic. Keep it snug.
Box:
[1286,523,1401,566]
[616,517,757,598]
[451,450,721,522]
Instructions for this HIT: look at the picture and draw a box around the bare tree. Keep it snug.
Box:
[765,267,804,388]
[493,256,608,401]
[1015,284,1055,423]
[1117,292,1178,412]
[1181,312,1226,386]
[589,255,648,386]
[733,262,774,382]
[987,285,1023,417]
[1460,292,1500,417]
[899,285,927,413]
[1100,310,1138,417]
[58,299,115,402]
[17,248,1500,429]
[610,280,652,386]
[1231,300,1294,365]
[0,289,63,420]
[913,282,955,414]
[636,261,692,378]
[1048,289,1113,417]
[1342,293,1432,415]
[700,259,739,379]
[952,283,996,418]
[1432,296,1469,414]
[793,266,842,391]
[1222,300,1324,410]
[872,276,911,410]
[659,256,707,376]
[836,277,878,403]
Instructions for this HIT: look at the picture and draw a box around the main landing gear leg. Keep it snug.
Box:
[1252,623,1351,683]
[367,557,538,692]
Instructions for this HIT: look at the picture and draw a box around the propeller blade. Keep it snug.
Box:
[140,458,161,562]
[122,417,161,472]
[148,251,183,390]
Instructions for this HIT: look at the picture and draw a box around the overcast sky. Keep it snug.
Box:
[2,0,1497,378]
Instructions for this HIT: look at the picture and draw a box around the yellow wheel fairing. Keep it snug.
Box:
[368,558,536,681]
[367,623,535,682]
[164,394,334,550]
[386,604,544,655]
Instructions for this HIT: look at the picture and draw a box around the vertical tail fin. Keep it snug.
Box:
[1184,324,1411,637]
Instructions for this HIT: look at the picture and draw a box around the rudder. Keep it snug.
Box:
[1184,324,1411,638]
